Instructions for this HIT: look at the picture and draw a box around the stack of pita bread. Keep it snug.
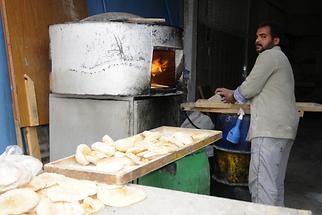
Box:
[0,172,146,214]
[75,130,210,172]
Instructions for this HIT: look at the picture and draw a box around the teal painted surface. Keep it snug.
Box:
[0,18,17,154]
[139,150,210,195]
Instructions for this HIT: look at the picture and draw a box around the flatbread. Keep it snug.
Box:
[91,142,115,156]
[75,144,91,165]
[126,146,147,154]
[191,132,210,141]
[115,138,135,152]
[25,172,66,191]
[157,143,178,153]
[114,151,126,158]
[36,198,65,215]
[97,184,146,207]
[82,197,104,214]
[46,179,97,202]
[96,157,124,172]
[0,158,36,193]
[142,131,161,142]
[102,134,114,145]
[125,153,145,165]
[36,187,50,199]
[0,161,21,187]
[129,134,145,143]
[0,188,39,214]
[36,198,84,215]
[85,150,106,165]
[173,132,194,145]
[63,202,85,215]
[119,157,136,166]
[142,151,165,160]
[4,155,43,176]
[96,183,124,190]
[208,93,223,102]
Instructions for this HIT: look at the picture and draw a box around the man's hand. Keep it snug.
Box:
[215,88,236,103]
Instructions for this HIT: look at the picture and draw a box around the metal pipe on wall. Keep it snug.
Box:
[102,0,107,13]
[184,0,198,102]
[243,0,251,79]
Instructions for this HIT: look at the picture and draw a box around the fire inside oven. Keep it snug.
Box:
[151,49,175,89]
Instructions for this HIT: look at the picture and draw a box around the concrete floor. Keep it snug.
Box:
[211,112,322,215]
[285,113,322,214]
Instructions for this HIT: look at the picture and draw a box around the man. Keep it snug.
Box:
[215,22,299,206]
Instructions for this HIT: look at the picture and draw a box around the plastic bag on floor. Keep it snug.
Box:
[181,112,214,130]
[0,145,23,158]
[0,145,43,194]
[181,112,215,157]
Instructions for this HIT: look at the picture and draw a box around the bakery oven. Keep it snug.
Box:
[49,15,184,160]
[151,49,175,89]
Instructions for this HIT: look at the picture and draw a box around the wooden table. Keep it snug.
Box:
[181,100,322,117]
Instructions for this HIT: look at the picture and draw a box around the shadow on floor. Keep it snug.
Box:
[211,180,251,202]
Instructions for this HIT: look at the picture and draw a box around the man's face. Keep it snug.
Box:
[255,26,279,53]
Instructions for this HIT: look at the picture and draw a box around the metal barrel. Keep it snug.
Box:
[213,114,251,186]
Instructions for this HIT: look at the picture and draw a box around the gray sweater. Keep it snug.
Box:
[239,46,299,140]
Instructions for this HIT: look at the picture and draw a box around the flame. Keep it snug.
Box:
[151,58,168,77]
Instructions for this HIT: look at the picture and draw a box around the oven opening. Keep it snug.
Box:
[151,49,175,89]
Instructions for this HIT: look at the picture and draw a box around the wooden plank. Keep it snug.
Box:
[24,74,39,126]
[298,109,304,117]
[0,0,23,149]
[23,74,41,158]
[195,99,251,110]
[182,101,251,114]
[181,101,322,116]
[296,102,322,112]
[44,126,222,184]
[182,106,251,115]
[0,0,87,127]
[25,126,41,159]
[112,18,166,24]
[13,119,23,150]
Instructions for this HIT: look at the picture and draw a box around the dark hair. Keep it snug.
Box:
[257,22,283,39]
[258,22,287,47]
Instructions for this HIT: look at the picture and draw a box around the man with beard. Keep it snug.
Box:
[215,22,299,206]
